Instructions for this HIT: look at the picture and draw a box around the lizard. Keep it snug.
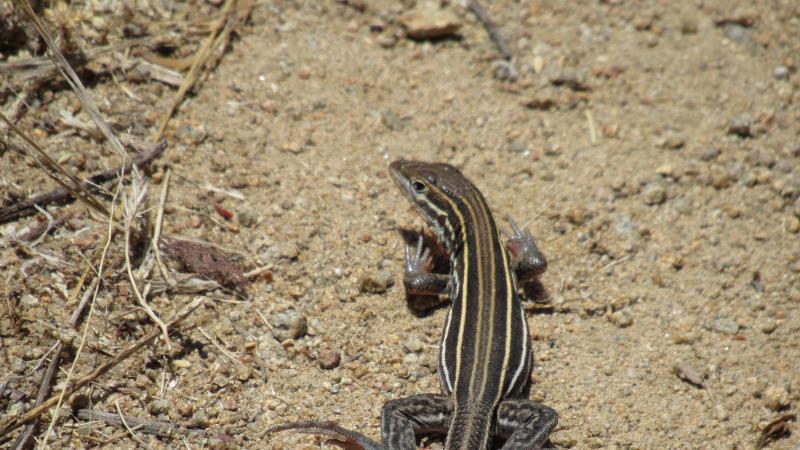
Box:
[269,159,557,449]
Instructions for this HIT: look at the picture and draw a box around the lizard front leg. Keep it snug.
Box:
[403,236,451,312]
[504,217,547,284]
[495,398,558,450]
[381,394,451,449]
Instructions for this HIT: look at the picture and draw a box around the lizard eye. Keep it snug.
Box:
[411,180,427,194]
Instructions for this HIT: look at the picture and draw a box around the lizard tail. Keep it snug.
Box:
[268,420,385,450]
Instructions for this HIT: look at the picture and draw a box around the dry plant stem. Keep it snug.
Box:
[76,409,195,437]
[10,274,98,450]
[0,112,108,217]
[0,297,204,439]
[36,180,125,450]
[154,0,237,141]
[0,140,167,224]
[125,201,171,349]
[152,170,175,289]
[114,400,148,448]
[468,0,514,61]
[13,0,126,158]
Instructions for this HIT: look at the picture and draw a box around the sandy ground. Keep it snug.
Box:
[2,1,799,449]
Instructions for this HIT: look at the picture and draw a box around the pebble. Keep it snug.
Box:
[759,318,777,334]
[698,147,721,162]
[403,336,425,353]
[359,270,395,294]
[318,349,341,370]
[399,2,461,40]
[763,384,790,411]
[642,183,667,205]
[20,294,39,307]
[673,362,704,387]
[236,365,251,382]
[727,115,752,138]
[608,310,633,328]
[564,205,590,225]
[773,65,790,80]
[708,165,733,189]
[658,134,686,150]
[671,321,699,344]
[786,216,800,234]
[147,398,171,416]
[508,139,529,154]
[177,402,193,417]
[270,309,308,341]
[549,429,578,448]
[705,317,739,335]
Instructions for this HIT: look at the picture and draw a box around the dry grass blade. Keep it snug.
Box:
[0,297,204,439]
[122,171,171,348]
[0,140,166,224]
[12,0,126,158]
[153,0,238,141]
[0,112,108,217]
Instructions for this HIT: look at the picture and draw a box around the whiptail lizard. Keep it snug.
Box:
[269,160,557,449]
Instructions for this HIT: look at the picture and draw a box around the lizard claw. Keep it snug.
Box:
[405,235,431,273]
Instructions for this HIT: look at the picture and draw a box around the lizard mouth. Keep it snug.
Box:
[389,160,415,201]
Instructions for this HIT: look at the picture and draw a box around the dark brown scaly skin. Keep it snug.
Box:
[269,160,557,449]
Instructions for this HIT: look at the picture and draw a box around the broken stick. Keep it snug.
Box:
[0,297,203,439]
[0,139,166,224]
[468,0,514,61]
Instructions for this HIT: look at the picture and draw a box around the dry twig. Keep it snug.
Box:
[153,0,238,141]
[0,140,166,224]
[76,408,199,438]
[0,297,204,439]
[468,0,513,61]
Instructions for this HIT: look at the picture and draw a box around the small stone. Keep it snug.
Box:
[671,321,699,344]
[656,164,674,177]
[147,398,171,416]
[549,429,578,448]
[659,134,686,150]
[728,115,752,138]
[508,139,529,154]
[377,33,397,48]
[759,318,777,334]
[270,309,308,341]
[705,317,739,335]
[785,216,800,234]
[763,384,790,411]
[642,183,667,205]
[177,403,193,417]
[708,165,733,189]
[774,65,790,80]
[564,206,589,225]
[238,211,258,228]
[714,404,729,421]
[522,88,558,110]
[399,2,461,40]
[359,270,395,294]
[173,359,191,369]
[20,294,38,307]
[318,349,341,370]
[403,336,424,353]
[608,310,633,328]
[236,365,251,382]
[698,148,721,161]
[673,362,704,387]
